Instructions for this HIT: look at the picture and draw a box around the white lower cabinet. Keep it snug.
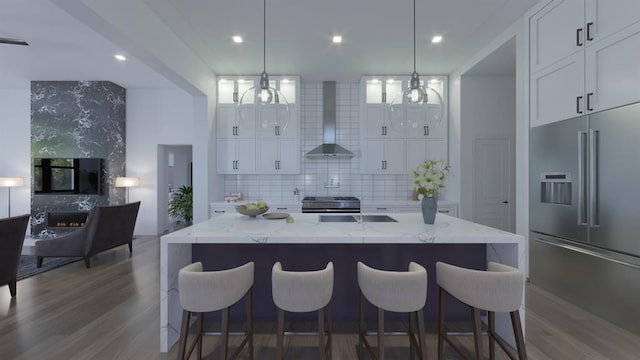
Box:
[362,201,458,218]
[210,201,301,219]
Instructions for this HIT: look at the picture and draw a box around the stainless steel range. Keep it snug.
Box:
[301,196,361,213]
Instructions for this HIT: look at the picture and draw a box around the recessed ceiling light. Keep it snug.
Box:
[232,35,243,43]
[431,35,443,44]
[332,35,342,44]
[114,54,127,61]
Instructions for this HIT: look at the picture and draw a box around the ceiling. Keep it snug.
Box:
[0,0,539,90]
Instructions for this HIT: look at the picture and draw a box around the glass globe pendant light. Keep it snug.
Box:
[389,0,444,131]
[238,0,289,132]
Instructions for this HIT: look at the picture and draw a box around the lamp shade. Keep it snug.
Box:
[0,177,25,187]
[115,177,140,188]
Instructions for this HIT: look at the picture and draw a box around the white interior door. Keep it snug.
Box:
[473,138,511,231]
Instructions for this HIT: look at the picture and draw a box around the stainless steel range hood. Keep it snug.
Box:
[305,81,355,159]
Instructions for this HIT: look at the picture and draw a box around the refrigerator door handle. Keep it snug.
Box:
[589,128,599,227]
[578,131,588,225]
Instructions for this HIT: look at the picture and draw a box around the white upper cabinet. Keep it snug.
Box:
[530,0,640,126]
[530,0,585,74]
[360,75,448,174]
[217,75,300,174]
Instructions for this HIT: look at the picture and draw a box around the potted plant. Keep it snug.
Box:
[412,160,450,224]
[168,185,193,225]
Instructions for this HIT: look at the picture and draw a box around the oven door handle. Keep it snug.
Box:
[302,208,361,213]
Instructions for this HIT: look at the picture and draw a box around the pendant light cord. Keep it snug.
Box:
[263,0,267,73]
[413,0,416,73]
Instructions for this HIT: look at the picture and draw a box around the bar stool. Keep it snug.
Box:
[357,261,428,360]
[271,261,334,360]
[177,261,254,360]
[436,261,526,360]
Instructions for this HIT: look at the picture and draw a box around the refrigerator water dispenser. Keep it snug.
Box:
[540,173,572,205]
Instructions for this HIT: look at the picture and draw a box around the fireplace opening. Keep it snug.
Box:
[47,212,89,228]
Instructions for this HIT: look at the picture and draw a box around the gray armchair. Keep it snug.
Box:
[36,202,140,269]
[0,214,31,297]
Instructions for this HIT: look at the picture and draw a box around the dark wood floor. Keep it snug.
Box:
[1,236,639,359]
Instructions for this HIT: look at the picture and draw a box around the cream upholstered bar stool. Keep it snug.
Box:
[357,261,428,360]
[436,261,526,360]
[272,261,334,360]
[177,261,254,360]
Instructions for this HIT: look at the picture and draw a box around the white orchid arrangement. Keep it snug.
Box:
[412,159,450,198]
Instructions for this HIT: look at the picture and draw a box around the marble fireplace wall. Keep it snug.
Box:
[30,81,126,237]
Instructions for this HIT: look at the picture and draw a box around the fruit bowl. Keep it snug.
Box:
[235,205,269,217]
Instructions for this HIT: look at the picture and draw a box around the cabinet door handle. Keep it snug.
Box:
[233,92,238,103]
[576,28,583,46]
[576,96,583,114]
[586,22,594,41]
[382,92,387,103]
[587,92,594,111]
[424,126,429,136]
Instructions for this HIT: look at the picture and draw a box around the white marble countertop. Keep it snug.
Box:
[162,212,521,245]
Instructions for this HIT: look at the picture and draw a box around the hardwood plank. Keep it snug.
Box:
[1,235,639,359]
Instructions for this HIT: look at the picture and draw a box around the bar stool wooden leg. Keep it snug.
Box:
[220,308,229,360]
[438,288,446,360]
[409,312,416,360]
[197,313,204,360]
[416,309,426,360]
[277,308,285,360]
[177,310,191,360]
[327,302,333,359]
[378,307,385,360]
[471,307,483,360]
[246,289,254,359]
[318,308,326,360]
[510,310,528,360]
[359,292,365,360]
[489,311,496,360]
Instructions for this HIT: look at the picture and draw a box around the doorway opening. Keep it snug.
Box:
[158,144,192,234]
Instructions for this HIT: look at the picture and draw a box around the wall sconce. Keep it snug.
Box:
[0,177,25,217]
[115,176,140,203]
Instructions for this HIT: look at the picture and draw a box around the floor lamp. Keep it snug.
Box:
[0,177,25,217]
[115,177,140,204]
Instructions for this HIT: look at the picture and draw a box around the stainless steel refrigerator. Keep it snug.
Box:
[530,102,640,335]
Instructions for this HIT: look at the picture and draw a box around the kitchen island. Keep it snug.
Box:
[160,212,525,352]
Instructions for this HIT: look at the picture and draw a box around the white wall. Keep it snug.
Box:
[460,76,516,227]
[126,88,196,235]
[0,87,31,220]
[450,19,529,235]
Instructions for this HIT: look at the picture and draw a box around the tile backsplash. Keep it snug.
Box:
[224,82,415,202]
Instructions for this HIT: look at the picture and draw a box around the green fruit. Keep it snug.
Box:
[286,216,294,223]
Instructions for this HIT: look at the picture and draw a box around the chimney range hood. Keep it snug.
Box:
[305,81,355,159]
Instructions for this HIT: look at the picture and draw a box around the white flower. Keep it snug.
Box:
[412,160,450,197]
